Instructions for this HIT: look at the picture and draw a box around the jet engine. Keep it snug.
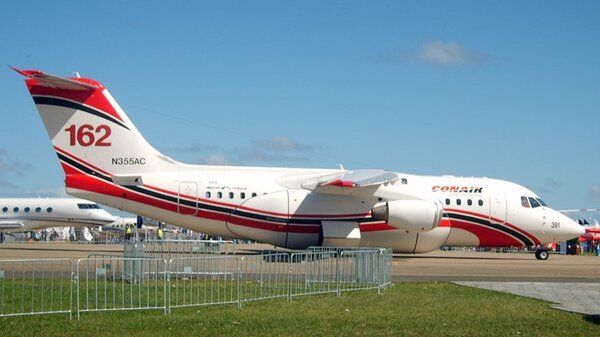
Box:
[371,199,443,232]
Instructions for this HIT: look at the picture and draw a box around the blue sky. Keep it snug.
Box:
[0,1,598,210]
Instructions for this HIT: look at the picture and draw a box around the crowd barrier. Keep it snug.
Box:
[0,259,73,318]
[0,247,392,320]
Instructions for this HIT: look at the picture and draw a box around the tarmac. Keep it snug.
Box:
[454,281,600,316]
[1,243,599,316]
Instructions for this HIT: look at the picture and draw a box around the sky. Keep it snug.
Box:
[0,1,598,211]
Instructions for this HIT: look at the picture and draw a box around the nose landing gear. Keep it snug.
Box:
[535,248,549,260]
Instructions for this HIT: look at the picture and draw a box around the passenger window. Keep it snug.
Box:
[251,192,257,198]
[467,199,472,206]
[521,196,530,208]
[13,207,19,213]
[478,199,483,206]
[2,207,7,213]
[401,178,408,184]
[228,192,234,199]
[205,191,211,198]
[35,207,41,213]
[456,199,461,206]
[24,207,30,213]
[445,198,450,206]
[241,192,246,199]
[217,192,223,199]
[47,207,53,213]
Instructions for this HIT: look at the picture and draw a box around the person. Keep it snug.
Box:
[157,225,164,240]
[125,224,132,241]
[69,227,76,241]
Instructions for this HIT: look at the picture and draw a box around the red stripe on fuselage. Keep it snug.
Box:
[450,219,524,247]
[143,183,371,220]
[446,208,541,247]
[56,149,394,236]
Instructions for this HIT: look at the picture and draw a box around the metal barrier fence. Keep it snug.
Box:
[168,256,238,312]
[0,247,392,319]
[0,259,72,318]
[238,253,290,305]
[144,240,236,261]
[75,257,168,319]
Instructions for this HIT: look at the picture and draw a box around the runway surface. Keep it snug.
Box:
[2,243,599,282]
[1,243,599,315]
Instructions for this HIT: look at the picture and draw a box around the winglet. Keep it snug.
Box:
[10,66,100,90]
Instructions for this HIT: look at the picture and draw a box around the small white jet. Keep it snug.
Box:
[13,68,584,259]
[102,216,158,232]
[0,197,116,232]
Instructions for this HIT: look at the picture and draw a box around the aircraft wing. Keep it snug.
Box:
[301,170,398,196]
[0,221,25,230]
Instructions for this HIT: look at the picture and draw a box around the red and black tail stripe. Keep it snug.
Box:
[33,95,129,130]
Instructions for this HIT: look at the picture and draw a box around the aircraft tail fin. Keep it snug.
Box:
[13,67,175,196]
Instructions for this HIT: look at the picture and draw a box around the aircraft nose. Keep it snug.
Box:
[573,221,586,237]
[561,213,585,238]
[98,211,117,224]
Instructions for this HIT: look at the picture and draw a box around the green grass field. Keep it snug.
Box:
[1,282,598,337]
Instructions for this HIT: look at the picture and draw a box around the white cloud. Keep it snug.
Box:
[588,185,600,203]
[372,40,486,66]
[237,136,316,163]
[200,154,232,166]
[172,136,317,166]
[0,148,31,193]
[31,186,70,198]
[163,143,217,154]
[253,136,314,152]
[419,40,485,65]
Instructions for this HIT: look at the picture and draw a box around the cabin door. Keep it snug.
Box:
[177,182,198,215]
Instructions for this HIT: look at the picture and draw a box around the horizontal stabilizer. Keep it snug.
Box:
[10,66,99,90]
[0,221,24,229]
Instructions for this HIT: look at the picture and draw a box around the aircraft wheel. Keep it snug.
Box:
[535,249,549,260]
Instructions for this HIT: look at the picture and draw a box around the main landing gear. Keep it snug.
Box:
[535,248,549,260]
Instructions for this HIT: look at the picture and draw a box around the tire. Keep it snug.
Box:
[535,249,549,260]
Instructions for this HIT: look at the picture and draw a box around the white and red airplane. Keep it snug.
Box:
[12,68,584,259]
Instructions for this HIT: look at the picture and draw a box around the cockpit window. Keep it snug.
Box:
[521,196,547,208]
[528,197,541,208]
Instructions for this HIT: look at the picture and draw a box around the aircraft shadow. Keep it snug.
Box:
[584,315,600,325]
[393,254,530,261]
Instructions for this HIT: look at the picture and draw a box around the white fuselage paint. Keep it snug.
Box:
[0,198,115,232]
[15,68,584,253]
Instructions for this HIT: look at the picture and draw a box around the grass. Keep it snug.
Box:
[0,282,598,337]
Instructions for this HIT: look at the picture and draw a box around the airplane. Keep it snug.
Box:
[12,67,584,260]
[0,197,116,232]
[102,216,158,232]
